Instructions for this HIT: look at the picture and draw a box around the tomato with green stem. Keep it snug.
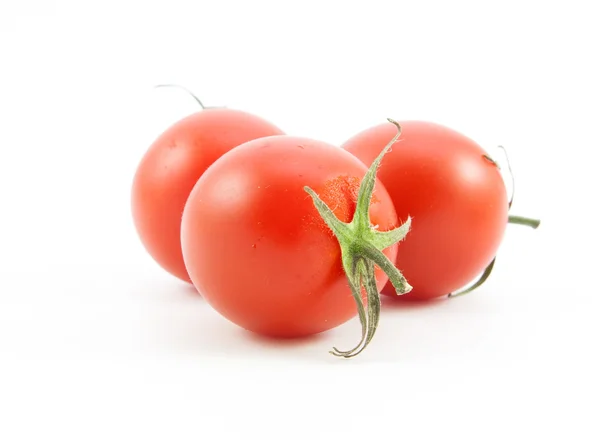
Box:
[343,120,540,301]
[131,86,284,282]
[181,121,410,357]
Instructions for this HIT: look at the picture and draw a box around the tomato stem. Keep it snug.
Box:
[497,146,515,208]
[304,119,412,358]
[154,84,207,109]
[329,258,369,357]
[449,213,540,299]
[448,258,496,298]
[508,215,540,229]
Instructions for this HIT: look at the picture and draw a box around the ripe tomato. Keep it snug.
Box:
[343,121,509,300]
[131,108,284,282]
[180,135,401,338]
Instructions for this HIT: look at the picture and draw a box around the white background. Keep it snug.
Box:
[1,1,598,438]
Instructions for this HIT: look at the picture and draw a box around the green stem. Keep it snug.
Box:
[450,214,541,300]
[330,256,368,357]
[508,215,540,229]
[449,258,496,298]
[360,242,411,294]
[331,260,383,358]
[305,119,411,358]
[363,261,381,348]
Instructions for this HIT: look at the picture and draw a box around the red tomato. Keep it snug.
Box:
[343,121,508,300]
[131,109,284,282]
[180,135,399,337]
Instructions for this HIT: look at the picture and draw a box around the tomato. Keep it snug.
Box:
[180,135,402,339]
[343,121,509,300]
[131,108,284,282]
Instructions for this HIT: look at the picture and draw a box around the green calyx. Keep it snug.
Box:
[304,119,411,358]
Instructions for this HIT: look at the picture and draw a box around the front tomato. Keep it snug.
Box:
[180,135,399,338]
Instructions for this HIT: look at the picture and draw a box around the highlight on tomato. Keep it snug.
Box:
[131,87,284,283]
[181,121,411,357]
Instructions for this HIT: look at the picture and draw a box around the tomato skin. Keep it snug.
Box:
[343,121,508,300]
[131,109,284,283]
[181,135,398,337]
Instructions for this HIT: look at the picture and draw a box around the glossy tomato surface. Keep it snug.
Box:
[343,121,508,300]
[181,135,398,337]
[131,109,283,282]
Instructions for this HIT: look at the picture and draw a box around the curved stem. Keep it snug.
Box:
[509,215,540,229]
[154,84,206,109]
[363,261,381,347]
[304,119,412,358]
[449,258,496,298]
[352,118,402,232]
[497,145,515,208]
[335,261,381,358]
[330,256,367,357]
[450,213,541,299]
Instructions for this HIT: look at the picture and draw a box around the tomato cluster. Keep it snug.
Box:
[131,90,539,358]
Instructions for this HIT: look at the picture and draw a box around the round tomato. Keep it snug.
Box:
[180,135,402,339]
[131,108,284,282]
[343,121,509,300]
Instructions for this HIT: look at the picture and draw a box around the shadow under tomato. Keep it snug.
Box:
[170,320,337,362]
[243,329,328,348]
[143,287,338,362]
[179,281,202,299]
[143,278,467,363]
